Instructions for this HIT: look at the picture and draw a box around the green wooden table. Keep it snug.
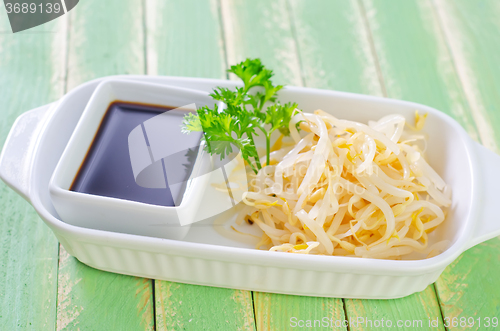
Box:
[1,0,499,330]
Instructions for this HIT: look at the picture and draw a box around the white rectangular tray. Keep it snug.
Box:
[2,75,500,299]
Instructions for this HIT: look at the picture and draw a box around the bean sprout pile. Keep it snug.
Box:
[237,110,451,259]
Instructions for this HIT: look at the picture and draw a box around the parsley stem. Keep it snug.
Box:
[247,133,262,170]
[266,133,271,166]
[245,156,258,174]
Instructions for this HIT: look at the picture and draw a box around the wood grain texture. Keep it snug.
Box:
[0,190,59,331]
[432,0,499,151]
[145,0,226,78]
[56,248,153,331]
[155,282,255,331]
[345,286,445,331]
[254,292,346,331]
[220,0,303,86]
[288,0,382,96]
[360,0,480,141]
[65,0,145,90]
[435,239,500,331]
[0,12,65,330]
[55,1,154,330]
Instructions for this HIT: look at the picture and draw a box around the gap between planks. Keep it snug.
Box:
[356,0,388,98]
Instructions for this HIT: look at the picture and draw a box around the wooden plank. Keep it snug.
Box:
[155,283,255,330]
[66,0,145,90]
[220,0,302,86]
[0,186,59,330]
[56,1,154,330]
[435,239,500,331]
[145,0,226,78]
[56,248,153,330]
[288,0,383,96]
[361,0,480,142]
[345,286,444,331]
[0,12,65,330]
[254,292,346,331]
[146,1,256,329]
[432,0,499,152]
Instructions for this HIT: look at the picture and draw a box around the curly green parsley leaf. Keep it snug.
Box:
[181,58,298,173]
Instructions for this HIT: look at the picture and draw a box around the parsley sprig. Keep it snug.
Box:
[181,58,298,174]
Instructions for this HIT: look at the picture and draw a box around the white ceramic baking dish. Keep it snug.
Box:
[1,75,500,299]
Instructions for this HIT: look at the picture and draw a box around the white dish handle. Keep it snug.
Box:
[467,142,500,249]
[0,103,56,201]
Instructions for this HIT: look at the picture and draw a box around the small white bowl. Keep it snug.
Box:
[49,79,220,240]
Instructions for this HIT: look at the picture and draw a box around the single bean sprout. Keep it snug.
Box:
[238,109,451,259]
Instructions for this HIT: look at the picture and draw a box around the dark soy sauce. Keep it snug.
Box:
[71,102,200,207]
